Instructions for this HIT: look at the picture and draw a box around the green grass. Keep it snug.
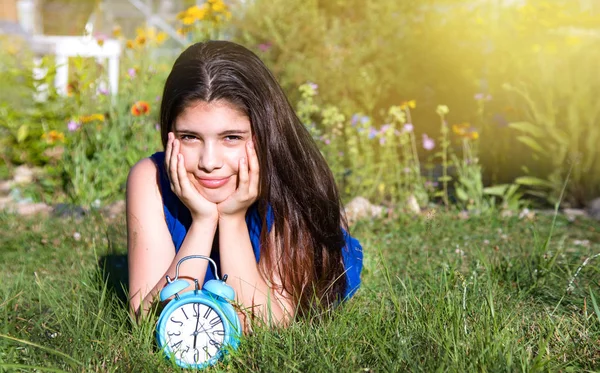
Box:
[0,209,599,372]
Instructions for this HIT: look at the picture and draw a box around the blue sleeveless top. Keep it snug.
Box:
[150,152,363,299]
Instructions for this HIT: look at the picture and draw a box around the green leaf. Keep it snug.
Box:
[589,288,600,325]
[483,184,509,196]
[516,136,546,154]
[455,187,468,201]
[437,176,453,182]
[508,121,545,138]
[17,124,29,143]
[515,176,554,188]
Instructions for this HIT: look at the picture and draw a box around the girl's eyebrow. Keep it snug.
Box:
[218,129,250,136]
[174,129,250,136]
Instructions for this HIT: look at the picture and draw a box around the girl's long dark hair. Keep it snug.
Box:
[159,41,347,316]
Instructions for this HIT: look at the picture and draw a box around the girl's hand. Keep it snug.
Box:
[217,140,259,219]
[165,132,219,222]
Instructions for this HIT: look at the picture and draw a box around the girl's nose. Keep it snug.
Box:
[199,142,222,172]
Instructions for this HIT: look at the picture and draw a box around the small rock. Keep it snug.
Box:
[102,200,126,220]
[587,198,600,221]
[13,165,34,184]
[0,196,13,209]
[52,203,87,219]
[518,208,535,220]
[14,202,52,216]
[0,180,12,195]
[563,208,588,222]
[345,196,385,224]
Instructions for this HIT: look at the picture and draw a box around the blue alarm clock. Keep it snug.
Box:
[156,255,241,369]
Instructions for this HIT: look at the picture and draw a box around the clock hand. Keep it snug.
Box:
[193,306,201,349]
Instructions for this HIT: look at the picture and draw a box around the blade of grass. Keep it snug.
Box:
[0,364,71,373]
[0,334,83,367]
[589,288,600,325]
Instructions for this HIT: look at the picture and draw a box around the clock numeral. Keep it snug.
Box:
[193,348,200,363]
[209,339,222,349]
[181,307,189,320]
[202,345,213,358]
[170,340,183,350]
[209,316,221,327]
[203,307,212,319]
[178,345,190,358]
[192,303,201,318]
[167,330,181,337]
[212,329,225,336]
[169,317,183,326]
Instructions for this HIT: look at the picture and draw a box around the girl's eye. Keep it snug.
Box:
[224,135,243,142]
[180,134,197,141]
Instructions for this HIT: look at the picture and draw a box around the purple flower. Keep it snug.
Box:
[475,93,493,101]
[155,123,160,131]
[422,134,435,150]
[368,127,377,139]
[127,68,136,78]
[67,120,80,132]
[380,124,391,133]
[403,123,414,132]
[360,116,370,124]
[379,137,386,145]
[97,87,109,95]
[324,139,331,145]
[258,42,272,52]
[307,82,318,92]
[425,181,439,188]
[351,114,360,126]
[155,95,161,102]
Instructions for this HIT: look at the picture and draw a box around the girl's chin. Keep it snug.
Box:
[199,187,236,204]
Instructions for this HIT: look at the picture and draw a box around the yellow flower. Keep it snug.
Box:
[211,0,227,13]
[96,37,105,47]
[156,32,168,45]
[80,113,106,123]
[399,100,416,110]
[452,122,470,136]
[112,25,122,38]
[126,40,135,49]
[469,131,479,140]
[181,15,196,25]
[42,130,65,144]
[136,35,147,47]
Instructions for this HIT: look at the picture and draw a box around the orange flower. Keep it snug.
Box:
[131,101,150,116]
[42,130,65,144]
[452,122,470,136]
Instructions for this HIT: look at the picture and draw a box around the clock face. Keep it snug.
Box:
[163,302,227,365]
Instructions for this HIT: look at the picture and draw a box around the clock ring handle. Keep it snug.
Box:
[165,255,222,284]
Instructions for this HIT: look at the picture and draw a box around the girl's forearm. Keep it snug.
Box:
[134,218,218,318]
[217,216,290,326]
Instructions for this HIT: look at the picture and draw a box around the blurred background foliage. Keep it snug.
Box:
[0,0,598,209]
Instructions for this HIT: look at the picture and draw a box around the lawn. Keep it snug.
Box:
[0,209,599,372]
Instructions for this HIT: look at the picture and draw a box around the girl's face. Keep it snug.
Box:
[173,99,252,204]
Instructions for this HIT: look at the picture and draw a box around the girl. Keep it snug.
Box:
[127,40,363,328]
